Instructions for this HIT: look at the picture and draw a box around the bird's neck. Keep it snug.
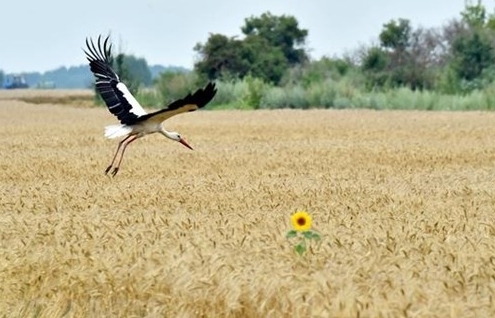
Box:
[160,128,175,140]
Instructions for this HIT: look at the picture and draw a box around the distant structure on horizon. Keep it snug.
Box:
[3,74,29,89]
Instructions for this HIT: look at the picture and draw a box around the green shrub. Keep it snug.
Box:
[244,76,268,109]
[155,72,198,104]
[208,80,249,109]
[306,80,336,108]
[145,61,495,111]
[135,88,161,108]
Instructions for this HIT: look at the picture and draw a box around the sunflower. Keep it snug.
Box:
[291,211,312,232]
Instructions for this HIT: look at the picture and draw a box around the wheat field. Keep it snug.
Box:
[1,92,495,317]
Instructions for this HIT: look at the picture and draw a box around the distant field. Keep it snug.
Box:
[0,89,94,107]
[1,92,495,317]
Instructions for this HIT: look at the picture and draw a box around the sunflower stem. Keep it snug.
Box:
[294,241,306,255]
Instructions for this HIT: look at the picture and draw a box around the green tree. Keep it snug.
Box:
[241,36,289,83]
[436,1,495,92]
[461,0,486,29]
[194,34,249,80]
[115,53,139,95]
[363,19,442,90]
[123,55,152,87]
[363,19,416,89]
[379,18,411,52]
[155,71,198,104]
[194,12,309,84]
[0,70,4,87]
[361,46,389,88]
[362,47,388,71]
[241,12,308,65]
[114,53,152,95]
[451,32,494,82]
[283,57,353,88]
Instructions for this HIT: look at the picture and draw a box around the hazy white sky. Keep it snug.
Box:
[1,0,489,73]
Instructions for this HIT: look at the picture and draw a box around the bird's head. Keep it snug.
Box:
[163,130,193,150]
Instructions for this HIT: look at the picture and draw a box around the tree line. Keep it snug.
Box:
[359,1,495,94]
[4,1,495,110]
[157,0,495,109]
[192,1,495,94]
[0,60,184,89]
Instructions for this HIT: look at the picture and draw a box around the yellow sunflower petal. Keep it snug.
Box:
[291,211,312,232]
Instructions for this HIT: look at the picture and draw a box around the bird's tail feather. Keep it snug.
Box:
[104,125,132,139]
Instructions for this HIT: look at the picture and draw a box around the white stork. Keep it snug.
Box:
[84,35,217,176]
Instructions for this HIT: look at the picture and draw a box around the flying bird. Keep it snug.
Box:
[84,35,217,176]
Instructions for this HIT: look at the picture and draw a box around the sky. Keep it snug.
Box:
[1,0,491,73]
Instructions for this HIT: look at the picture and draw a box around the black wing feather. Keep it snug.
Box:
[137,82,217,124]
[84,35,146,125]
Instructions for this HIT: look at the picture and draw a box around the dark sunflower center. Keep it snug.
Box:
[297,217,306,226]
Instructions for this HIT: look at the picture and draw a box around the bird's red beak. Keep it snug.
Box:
[179,137,193,150]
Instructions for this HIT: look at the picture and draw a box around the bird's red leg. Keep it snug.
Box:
[110,135,138,176]
[105,135,134,175]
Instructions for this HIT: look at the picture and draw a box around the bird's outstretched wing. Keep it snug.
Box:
[136,82,217,124]
[84,35,147,125]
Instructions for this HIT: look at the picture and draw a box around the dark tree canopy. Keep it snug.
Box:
[122,55,152,87]
[194,34,249,80]
[111,53,152,96]
[461,0,487,29]
[194,12,309,84]
[361,18,443,90]
[451,32,494,81]
[240,36,289,83]
[241,12,308,65]
[379,18,412,51]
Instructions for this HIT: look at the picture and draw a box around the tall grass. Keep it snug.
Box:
[136,68,495,111]
[210,78,495,111]
[207,80,250,109]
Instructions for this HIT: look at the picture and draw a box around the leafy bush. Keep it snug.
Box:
[155,71,198,104]
[207,80,250,109]
[135,88,161,108]
[143,53,495,111]
[244,75,268,109]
